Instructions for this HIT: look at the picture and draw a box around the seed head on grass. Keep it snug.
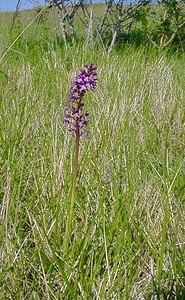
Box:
[63,64,97,253]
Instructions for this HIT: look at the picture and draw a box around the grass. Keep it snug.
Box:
[0,8,185,300]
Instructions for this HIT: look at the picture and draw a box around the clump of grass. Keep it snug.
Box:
[0,21,184,299]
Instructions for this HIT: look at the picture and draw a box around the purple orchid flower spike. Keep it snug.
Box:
[64,63,97,138]
[63,64,97,253]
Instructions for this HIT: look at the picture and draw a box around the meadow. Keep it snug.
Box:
[0,6,185,300]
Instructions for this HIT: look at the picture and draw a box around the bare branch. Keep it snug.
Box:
[161,20,185,49]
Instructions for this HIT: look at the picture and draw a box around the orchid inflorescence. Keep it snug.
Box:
[64,64,97,138]
[63,63,97,253]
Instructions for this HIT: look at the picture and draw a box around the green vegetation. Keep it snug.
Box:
[0,6,184,299]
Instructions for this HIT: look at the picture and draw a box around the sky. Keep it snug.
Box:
[0,0,46,12]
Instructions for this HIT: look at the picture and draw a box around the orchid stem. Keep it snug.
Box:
[63,124,80,254]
